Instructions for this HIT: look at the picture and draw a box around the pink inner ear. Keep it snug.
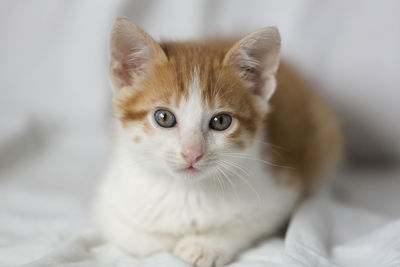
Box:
[110,34,150,88]
[110,61,133,89]
[224,27,281,100]
[253,71,268,98]
[235,51,278,100]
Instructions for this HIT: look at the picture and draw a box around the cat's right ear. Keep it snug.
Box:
[224,27,281,101]
[109,18,167,91]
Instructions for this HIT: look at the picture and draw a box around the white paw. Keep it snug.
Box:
[173,236,233,267]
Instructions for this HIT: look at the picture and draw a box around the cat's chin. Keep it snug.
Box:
[178,167,202,175]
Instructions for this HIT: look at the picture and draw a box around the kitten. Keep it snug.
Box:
[95,17,342,267]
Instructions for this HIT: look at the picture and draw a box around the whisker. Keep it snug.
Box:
[214,167,226,202]
[220,152,295,170]
[219,159,251,177]
[251,139,285,159]
[252,139,286,151]
[216,163,240,201]
[217,161,262,210]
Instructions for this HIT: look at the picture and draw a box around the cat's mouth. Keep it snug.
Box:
[182,165,200,173]
[168,161,211,179]
[175,165,203,177]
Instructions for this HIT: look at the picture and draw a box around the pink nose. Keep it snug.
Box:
[181,149,203,165]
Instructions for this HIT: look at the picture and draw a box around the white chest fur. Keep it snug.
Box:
[95,140,298,238]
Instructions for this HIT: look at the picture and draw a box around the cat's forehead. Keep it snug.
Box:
[116,42,262,134]
[159,41,249,108]
[162,42,228,105]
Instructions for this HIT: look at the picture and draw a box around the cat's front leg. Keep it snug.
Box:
[173,235,236,267]
[173,222,265,267]
[97,207,177,257]
[108,224,177,257]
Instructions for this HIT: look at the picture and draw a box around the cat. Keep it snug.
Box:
[94,17,342,267]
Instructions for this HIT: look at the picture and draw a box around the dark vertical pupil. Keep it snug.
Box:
[219,116,224,125]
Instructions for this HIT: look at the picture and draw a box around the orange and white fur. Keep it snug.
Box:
[95,18,342,266]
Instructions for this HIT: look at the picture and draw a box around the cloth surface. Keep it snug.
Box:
[1,0,400,266]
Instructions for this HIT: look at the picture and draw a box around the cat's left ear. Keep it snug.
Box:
[224,27,281,101]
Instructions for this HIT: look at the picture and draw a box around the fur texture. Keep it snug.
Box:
[94,18,342,267]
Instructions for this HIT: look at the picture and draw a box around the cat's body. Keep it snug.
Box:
[95,18,342,267]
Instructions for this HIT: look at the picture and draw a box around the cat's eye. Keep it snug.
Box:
[154,109,176,128]
[209,114,232,131]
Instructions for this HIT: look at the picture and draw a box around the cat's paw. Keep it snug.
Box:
[173,236,234,267]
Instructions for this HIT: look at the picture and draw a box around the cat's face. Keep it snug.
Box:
[110,18,281,181]
[114,61,265,180]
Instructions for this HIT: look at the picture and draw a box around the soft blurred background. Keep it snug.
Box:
[1,0,399,266]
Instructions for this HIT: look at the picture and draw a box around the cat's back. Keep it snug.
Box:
[266,62,342,193]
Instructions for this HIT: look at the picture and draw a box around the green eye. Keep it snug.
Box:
[154,109,176,128]
[209,113,232,131]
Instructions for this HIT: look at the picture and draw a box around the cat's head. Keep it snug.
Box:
[109,18,280,181]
